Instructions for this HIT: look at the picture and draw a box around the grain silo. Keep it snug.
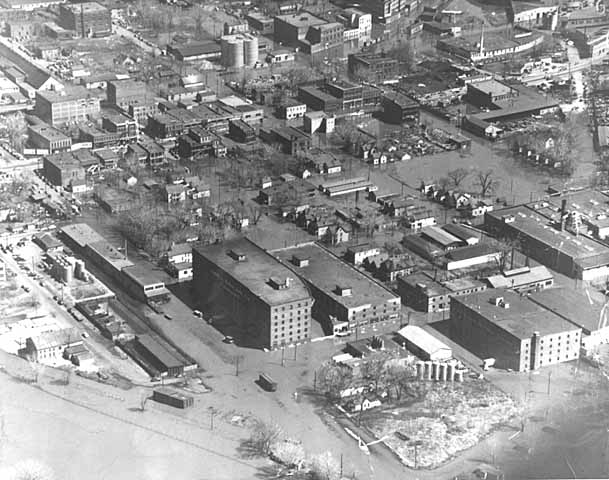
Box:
[221,35,244,68]
[243,34,258,67]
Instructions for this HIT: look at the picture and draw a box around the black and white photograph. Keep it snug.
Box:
[0,0,608,478]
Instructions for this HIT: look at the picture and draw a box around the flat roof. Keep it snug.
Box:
[62,1,107,13]
[88,240,134,271]
[137,334,183,369]
[486,265,552,289]
[276,11,326,28]
[400,271,484,296]
[193,237,311,306]
[383,91,419,108]
[60,223,104,248]
[273,243,400,310]
[469,79,514,97]
[453,290,582,339]
[154,387,193,401]
[28,123,69,141]
[487,205,609,265]
[122,264,165,288]
[37,86,97,103]
[528,287,606,334]
[397,325,452,357]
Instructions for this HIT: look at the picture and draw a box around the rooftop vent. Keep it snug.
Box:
[335,285,352,297]
[269,277,291,290]
[292,255,309,267]
[228,249,246,262]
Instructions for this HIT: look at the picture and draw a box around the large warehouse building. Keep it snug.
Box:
[450,290,581,372]
[273,243,401,336]
[192,238,313,349]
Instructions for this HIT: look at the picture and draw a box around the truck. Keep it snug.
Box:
[258,373,277,392]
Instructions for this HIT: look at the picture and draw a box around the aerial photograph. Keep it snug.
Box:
[2,0,609,478]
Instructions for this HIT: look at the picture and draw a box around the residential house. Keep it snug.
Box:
[20,328,82,363]
[345,243,381,265]
[164,184,187,203]
[469,200,494,217]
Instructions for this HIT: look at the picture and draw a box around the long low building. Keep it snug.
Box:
[451,290,581,371]
[396,325,452,361]
[59,223,168,303]
[273,243,401,336]
[486,265,553,292]
[485,205,609,281]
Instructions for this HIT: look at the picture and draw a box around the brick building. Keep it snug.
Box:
[450,290,581,371]
[192,238,314,349]
[58,2,111,37]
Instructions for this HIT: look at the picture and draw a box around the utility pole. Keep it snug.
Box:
[547,370,552,396]
[293,343,297,361]
[235,356,240,376]
[340,453,343,478]
[281,347,285,367]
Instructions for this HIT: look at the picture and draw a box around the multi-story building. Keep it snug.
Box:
[277,99,307,120]
[450,290,581,371]
[274,12,344,59]
[58,2,111,37]
[337,8,372,42]
[398,272,487,312]
[42,152,86,190]
[358,0,411,24]
[28,123,71,152]
[325,80,363,111]
[273,243,401,336]
[102,110,138,143]
[381,91,420,123]
[78,124,119,149]
[128,100,157,128]
[192,238,314,349]
[106,80,149,113]
[348,52,399,84]
[21,328,82,363]
[246,11,274,35]
[35,87,101,126]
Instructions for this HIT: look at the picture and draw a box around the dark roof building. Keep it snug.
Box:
[273,243,401,336]
[192,237,313,349]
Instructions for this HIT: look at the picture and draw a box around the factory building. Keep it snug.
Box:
[273,243,401,336]
[192,238,313,349]
[58,2,111,37]
[450,290,581,371]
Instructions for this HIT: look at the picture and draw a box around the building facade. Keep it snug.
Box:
[192,238,314,349]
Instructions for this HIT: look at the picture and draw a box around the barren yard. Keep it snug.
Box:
[364,380,520,469]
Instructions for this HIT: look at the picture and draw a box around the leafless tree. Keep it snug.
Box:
[317,361,353,400]
[360,355,387,392]
[249,419,283,456]
[475,169,500,197]
[447,168,470,188]
[308,452,341,480]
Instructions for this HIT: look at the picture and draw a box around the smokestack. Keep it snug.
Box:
[561,199,567,216]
